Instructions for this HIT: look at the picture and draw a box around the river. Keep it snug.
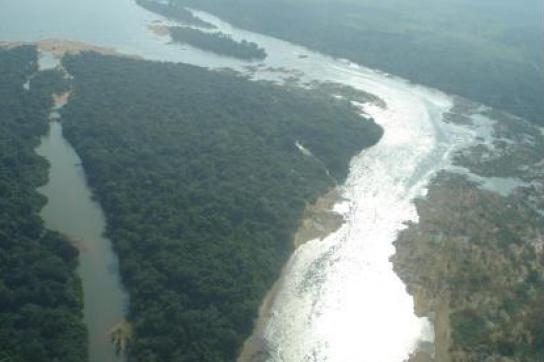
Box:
[1,0,488,361]
[36,111,128,361]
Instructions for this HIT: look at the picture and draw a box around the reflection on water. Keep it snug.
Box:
[1,0,493,360]
[36,121,127,362]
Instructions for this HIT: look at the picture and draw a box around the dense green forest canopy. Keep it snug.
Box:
[163,0,544,126]
[0,46,86,362]
[136,0,216,29]
[60,52,382,361]
[169,27,267,60]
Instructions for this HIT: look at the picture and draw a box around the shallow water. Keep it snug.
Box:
[1,0,493,360]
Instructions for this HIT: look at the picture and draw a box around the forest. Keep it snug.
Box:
[60,52,382,361]
[169,27,267,60]
[0,46,86,361]
[164,0,544,126]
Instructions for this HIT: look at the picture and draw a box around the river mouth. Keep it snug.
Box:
[36,117,128,362]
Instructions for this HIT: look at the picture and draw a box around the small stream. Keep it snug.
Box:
[36,116,127,362]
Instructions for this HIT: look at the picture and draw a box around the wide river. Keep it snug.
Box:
[1,0,487,361]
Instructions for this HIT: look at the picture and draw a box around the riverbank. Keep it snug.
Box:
[237,256,290,362]
[391,107,544,361]
[239,187,346,361]
[293,188,345,248]
[0,44,87,362]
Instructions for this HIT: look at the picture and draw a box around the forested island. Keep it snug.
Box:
[136,0,215,29]
[169,27,267,60]
[0,46,86,361]
[59,52,382,361]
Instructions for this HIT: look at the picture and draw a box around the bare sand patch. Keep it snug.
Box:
[36,39,119,57]
[237,265,285,362]
[148,24,171,37]
[293,187,345,247]
[2,39,140,59]
[238,187,345,361]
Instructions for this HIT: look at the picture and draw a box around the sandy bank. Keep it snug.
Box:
[148,24,171,37]
[37,39,119,56]
[1,39,140,59]
[238,187,344,361]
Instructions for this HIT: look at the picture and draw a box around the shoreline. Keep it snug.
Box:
[238,187,345,361]
[392,104,544,361]
[237,255,291,362]
[1,39,139,59]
